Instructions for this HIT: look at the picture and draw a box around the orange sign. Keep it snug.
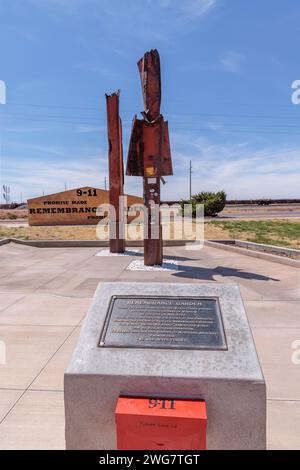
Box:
[115,397,207,450]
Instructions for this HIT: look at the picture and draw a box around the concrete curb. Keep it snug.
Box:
[205,240,300,268]
[10,238,109,248]
[1,237,299,267]
[234,240,300,260]
[0,238,10,246]
[4,238,186,248]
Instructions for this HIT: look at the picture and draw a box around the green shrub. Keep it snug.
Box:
[181,191,227,217]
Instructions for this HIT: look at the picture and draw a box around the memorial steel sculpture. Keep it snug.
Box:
[126,49,173,265]
[106,90,125,253]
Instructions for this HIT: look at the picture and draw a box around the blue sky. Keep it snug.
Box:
[0,0,300,201]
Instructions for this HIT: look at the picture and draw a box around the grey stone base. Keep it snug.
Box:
[64,282,266,450]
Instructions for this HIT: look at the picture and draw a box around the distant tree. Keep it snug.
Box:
[181,191,227,217]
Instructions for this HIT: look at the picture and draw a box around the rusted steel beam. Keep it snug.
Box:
[106,90,125,253]
[143,176,162,265]
[126,117,144,176]
[126,49,173,266]
[126,50,172,179]
[126,117,172,178]
[137,49,161,123]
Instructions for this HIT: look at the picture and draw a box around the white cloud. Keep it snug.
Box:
[23,0,218,49]
[29,0,217,16]
[1,142,142,202]
[161,134,300,200]
[77,62,117,78]
[179,0,217,20]
[0,125,47,133]
[77,124,105,133]
[219,51,245,73]
[0,143,108,201]
[2,131,299,202]
[203,121,224,131]
[27,0,87,13]
[0,80,6,105]
[27,0,217,29]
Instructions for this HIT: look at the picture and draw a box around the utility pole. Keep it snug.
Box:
[189,160,192,199]
[64,182,67,191]
[104,176,107,191]
[2,184,10,204]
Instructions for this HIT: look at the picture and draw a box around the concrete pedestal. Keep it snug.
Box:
[64,282,266,450]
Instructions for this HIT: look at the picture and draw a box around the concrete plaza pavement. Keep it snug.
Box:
[0,241,299,449]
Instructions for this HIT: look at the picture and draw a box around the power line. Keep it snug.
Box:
[2,110,300,127]
[2,107,300,136]
[6,98,299,110]
[6,102,101,111]
[0,112,99,122]
[3,112,300,128]
[171,127,300,135]
[3,104,300,120]
[1,116,300,135]
[168,111,300,120]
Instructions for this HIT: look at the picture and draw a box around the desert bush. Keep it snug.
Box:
[181,191,227,217]
[7,212,18,220]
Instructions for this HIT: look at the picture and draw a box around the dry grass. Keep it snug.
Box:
[0,209,28,220]
[0,225,98,240]
[204,222,231,240]
[221,205,300,214]
[208,219,300,249]
[0,221,230,242]
[1,219,299,250]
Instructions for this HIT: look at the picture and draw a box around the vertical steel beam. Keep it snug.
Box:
[106,90,125,253]
[126,50,173,266]
[137,50,161,123]
[143,176,162,265]
[138,50,163,266]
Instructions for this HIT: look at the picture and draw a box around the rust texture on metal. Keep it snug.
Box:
[126,49,173,266]
[126,50,173,179]
[143,176,163,265]
[126,117,144,176]
[106,90,125,253]
[137,49,161,123]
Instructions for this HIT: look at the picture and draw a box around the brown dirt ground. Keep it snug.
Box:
[0,219,298,249]
[0,209,28,220]
[0,221,231,242]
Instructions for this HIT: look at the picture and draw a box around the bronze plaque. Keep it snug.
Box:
[99,296,227,350]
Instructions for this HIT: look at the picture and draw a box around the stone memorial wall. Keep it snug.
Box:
[27,187,143,226]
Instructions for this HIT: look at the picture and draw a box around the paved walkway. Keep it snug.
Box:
[0,242,299,449]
